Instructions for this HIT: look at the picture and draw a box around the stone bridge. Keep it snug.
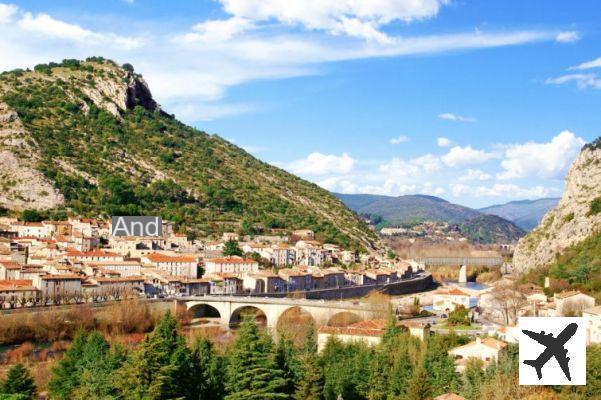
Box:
[177,296,385,330]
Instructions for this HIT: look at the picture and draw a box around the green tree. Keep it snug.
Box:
[223,240,243,257]
[447,306,470,327]
[115,311,193,400]
[190,336,225,400]
[461,358,485,400]
[423,336,459,396]
[225,317,289,400]
[275,336,300,396]
[407,361,431,400]
[294,326,323,400]
[48,330,90,400]
[0,364,36,399]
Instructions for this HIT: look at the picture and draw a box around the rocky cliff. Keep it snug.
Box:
[513,138,601,272]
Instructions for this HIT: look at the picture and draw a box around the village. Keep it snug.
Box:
[1,215,599,372]
[0,216,419,304]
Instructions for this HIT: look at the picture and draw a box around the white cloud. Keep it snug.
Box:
[389,135,409,144]
[442,145,495,167]
[545,73,601,90]
[411,154,442,173]
[0,2,569,122]
[437,137,453,147]
[176,17,254,43]
[219,0,449,43]
[438,112,476,122]
[555,31,580,43]
[16,11,145,50]
[570,56,601,71]
[288,152,356,175]
[0,3,17,23]
[459,169,492,181]
[450,183,550,199]
[498,131,585,180]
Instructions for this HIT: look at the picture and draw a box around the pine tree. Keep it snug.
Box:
[381,306,399,346]
[461,358,485,400]
[386,334,414,398]
[48,330,90,400]
[294,326,323,400]
[115,311,193,400]
[190,336,225,400]
[275,336,300,396]
[407,361,431,400]
[225,316,289,400]
[423,337,459,396]
[0,364,36,399]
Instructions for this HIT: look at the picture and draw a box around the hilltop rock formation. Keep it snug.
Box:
[513,138,601,272]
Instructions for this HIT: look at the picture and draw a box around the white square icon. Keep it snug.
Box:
[519,317,586,385]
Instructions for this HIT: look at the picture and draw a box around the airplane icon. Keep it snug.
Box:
[522,322,577,381]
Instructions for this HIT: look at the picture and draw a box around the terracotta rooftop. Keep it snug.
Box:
[434,287,470,296]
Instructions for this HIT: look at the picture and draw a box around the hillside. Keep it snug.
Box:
[0,58,377,250]
[514,137,601,272]
[334,193,480,225]
[335,193,525,243]
[459,214,526,244]
[479,198,560,231]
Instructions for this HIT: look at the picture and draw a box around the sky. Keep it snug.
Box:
[1,0,600,208]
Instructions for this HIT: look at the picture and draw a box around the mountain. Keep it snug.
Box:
[334,193,525,244]
[459,214,526,244]
[334,193,480,225]
[514,137,601,273]
[0,58,377,250]
[479,198,560,231]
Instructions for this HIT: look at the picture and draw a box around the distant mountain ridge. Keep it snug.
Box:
[334,193,526,244]
[479,198,560,231]
[334,193,480,225]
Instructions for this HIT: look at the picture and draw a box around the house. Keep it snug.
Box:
[143,253,199,278]
[84,261,142,277]
[448,337,507,372]
[207,274,243,295]
[317,318,429,352]
[583,305,601,344]
[0,279,38,303]
[554,290,595,316]
[204,256,259,275]
[494,326,520,343]
[398,321,431,341]
[242,272,286,293]
[271,244,296,266]
[278,268,313,291]
[242,243,273,260]
[39,274,82,298]
[0,261,21,280]
[433,288,471,312]
[222,232,239,242]
[12,222,51,238]
[317,319,387,352]
[88,276,145,294]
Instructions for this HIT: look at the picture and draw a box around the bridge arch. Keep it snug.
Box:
[230,305,268,328]
[276,306,316,339]
[326,311,363,327]
[188,303,221,319]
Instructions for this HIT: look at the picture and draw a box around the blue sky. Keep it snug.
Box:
[1,0,600,208]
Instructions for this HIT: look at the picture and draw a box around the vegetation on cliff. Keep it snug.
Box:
[0,58,376,249]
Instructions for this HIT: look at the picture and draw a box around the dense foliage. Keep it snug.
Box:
[458,214,526,244]
[11,311,595,400]
[0,59,376,250]
[523,231,601,301]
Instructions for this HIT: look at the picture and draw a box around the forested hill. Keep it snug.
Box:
[0,58,377,250]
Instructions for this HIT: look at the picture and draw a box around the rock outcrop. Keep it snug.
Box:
[0,102,64,211]
[513,138,601,272]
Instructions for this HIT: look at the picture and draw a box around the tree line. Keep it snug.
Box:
[1,311,599,399]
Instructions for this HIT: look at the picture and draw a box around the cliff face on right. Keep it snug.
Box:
[513,137,601,273]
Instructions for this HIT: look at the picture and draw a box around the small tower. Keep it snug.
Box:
[458,264,467,283]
